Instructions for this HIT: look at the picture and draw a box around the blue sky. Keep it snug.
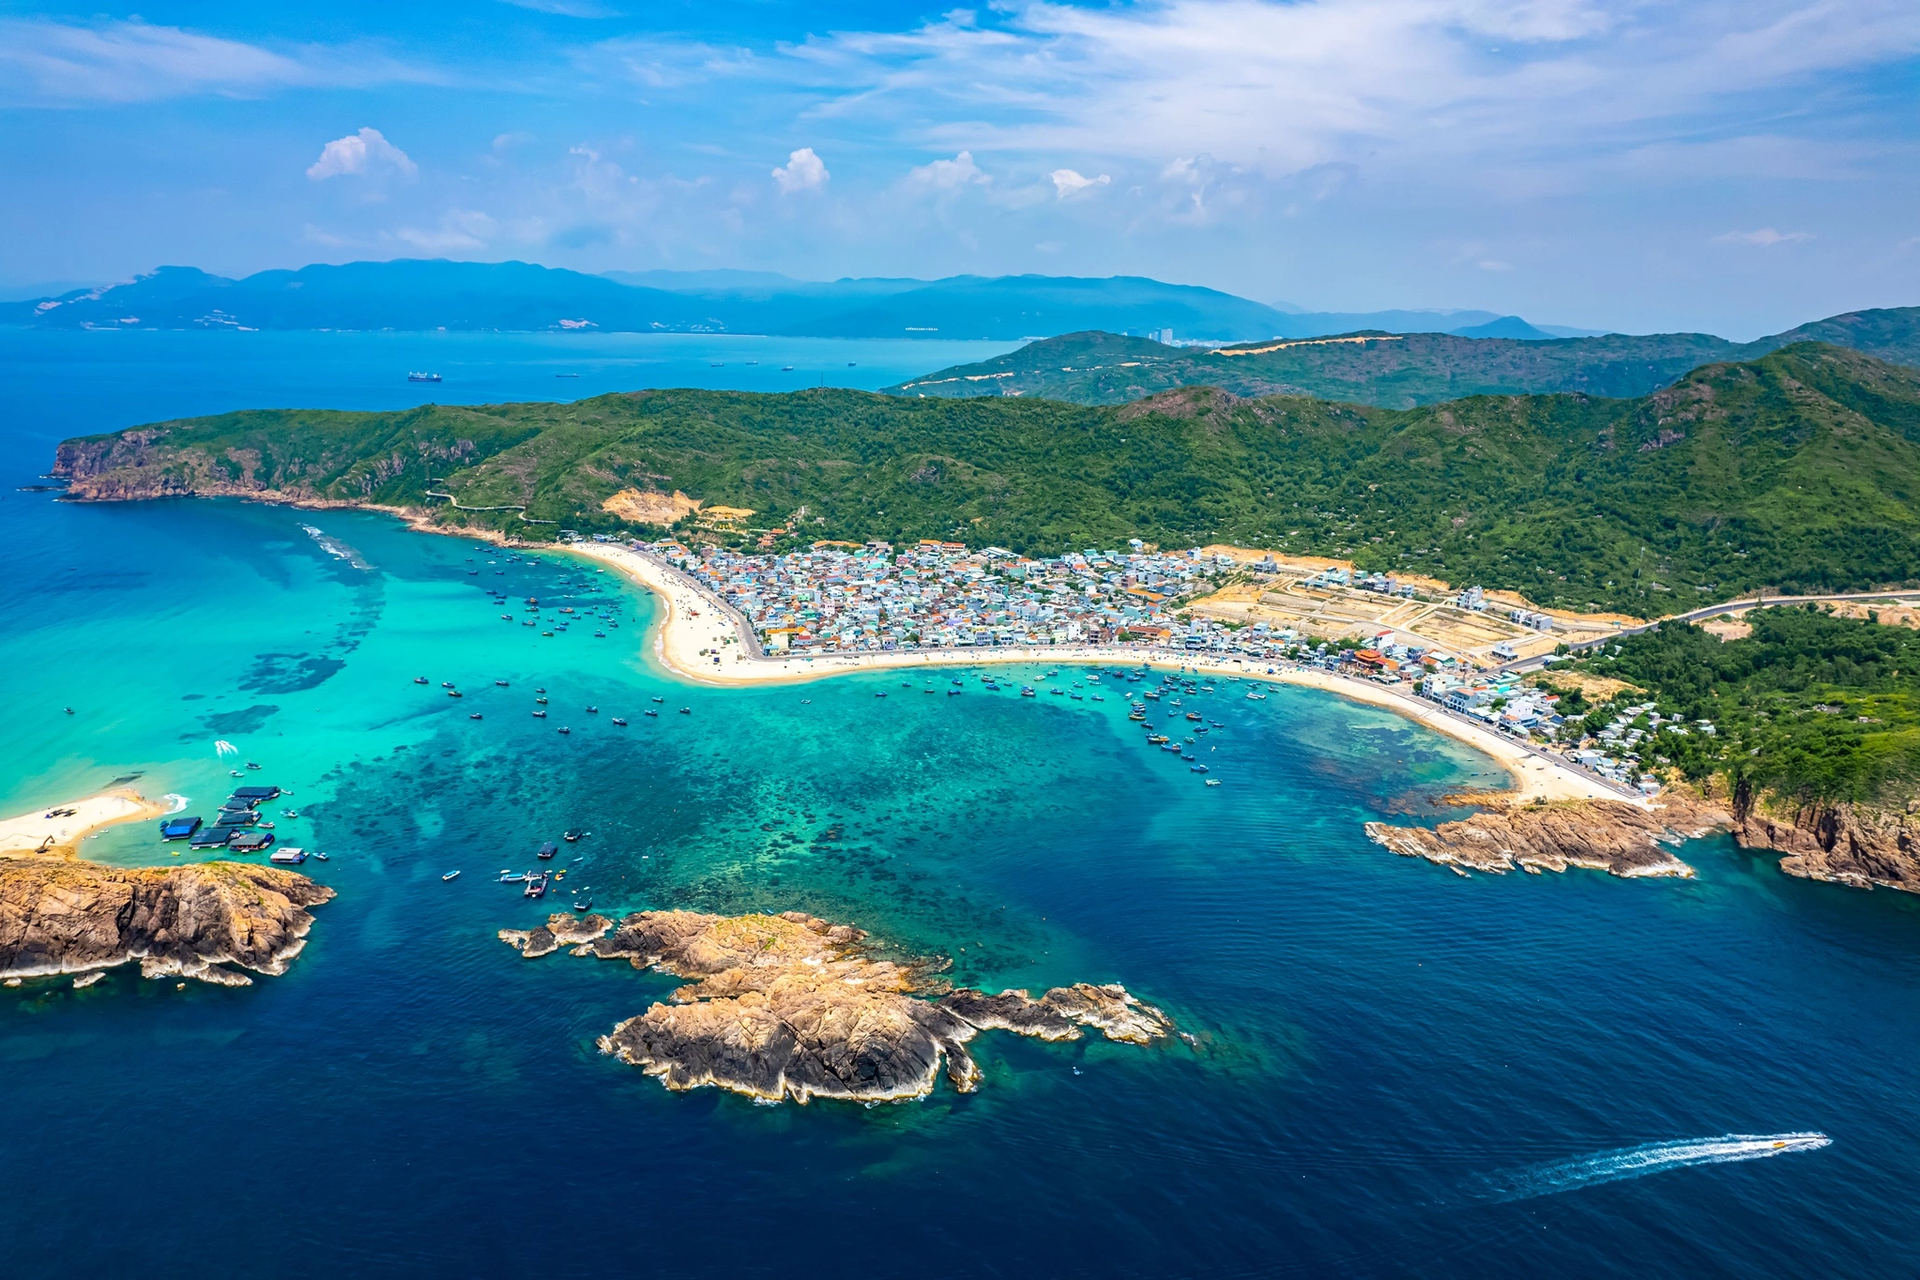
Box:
[3,0,1917,336]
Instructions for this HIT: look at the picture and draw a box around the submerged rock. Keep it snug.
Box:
[0,859,334,986]
[1364,794,1730,879]
[498,909,1171,1104]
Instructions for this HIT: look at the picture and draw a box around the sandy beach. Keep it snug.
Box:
[0,788,170,858]
[568,542,1635,805]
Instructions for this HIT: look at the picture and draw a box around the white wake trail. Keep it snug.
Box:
[1478,1133,1831,1201]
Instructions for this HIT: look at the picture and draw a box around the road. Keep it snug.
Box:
[1498,588,1920,675]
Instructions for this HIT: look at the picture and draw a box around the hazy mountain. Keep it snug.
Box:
[10,257,1587,344]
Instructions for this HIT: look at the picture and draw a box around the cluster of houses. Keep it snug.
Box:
[647,537,1247,653]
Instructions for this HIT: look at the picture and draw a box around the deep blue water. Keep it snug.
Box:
[1,333,1917,1277]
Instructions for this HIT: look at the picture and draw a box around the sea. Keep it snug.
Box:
[1,329,1916,1278]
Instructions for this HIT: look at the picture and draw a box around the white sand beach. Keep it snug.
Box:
[0,789,169,858]
[569,542,1635,805]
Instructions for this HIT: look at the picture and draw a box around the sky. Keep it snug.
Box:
[2,0,1918,337]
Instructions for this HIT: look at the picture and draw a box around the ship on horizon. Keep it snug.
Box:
[407,371,443,383]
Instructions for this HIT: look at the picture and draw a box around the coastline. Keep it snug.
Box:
[568,541,1635,805]
[0,789,169,859]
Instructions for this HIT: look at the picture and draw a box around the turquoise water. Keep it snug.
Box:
[2,335,1919,1276]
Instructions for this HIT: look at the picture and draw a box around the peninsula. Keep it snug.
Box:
[0,792,334,987]
[500,909,1172,1104]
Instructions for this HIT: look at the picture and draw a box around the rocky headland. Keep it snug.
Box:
[498,909,1172,1104]
[1364,792,1731,879]
[0,858,335,986]
[1730,788,1920,893]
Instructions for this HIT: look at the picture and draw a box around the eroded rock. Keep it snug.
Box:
[1364,794,1730,880]
[0,859,334,985]
[498,909,1171,1104]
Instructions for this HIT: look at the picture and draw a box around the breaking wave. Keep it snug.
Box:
[1476,1133,1831,1202]
[301,524,371,570]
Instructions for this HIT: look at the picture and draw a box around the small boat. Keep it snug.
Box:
[535,696,548,704]
[448,689,463,698]
[407,372,443,383]
[651,696,663,703]
[469,712,483,720]
[499,870,527,882]
[246,761,261,770]
[282,809,298,817]
[1190,764,1209,773]
[535,687,547,694]
[537,841,558,859]
[495,679,509,687]
[564,829,584,842]
[313,852,328,861]
[414,676,429,685]
[611,717,627,726]
[1245,691,1267,700]
[1206,779,1222,787]
[644,709,658,717]
[555,372,579,378]
[572,899,593,911]
[585,705,598,714]
[558,726,571,734]
[875,692,887,698]
[678,707,690,715]
[442,870,461,881]
[524,872,550,899]
[532,709,547,718]
[781,365,794,371]
[441,681,455,689]
[1021,687,1036,697]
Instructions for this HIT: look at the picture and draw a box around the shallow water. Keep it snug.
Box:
[1,338,1917,1277]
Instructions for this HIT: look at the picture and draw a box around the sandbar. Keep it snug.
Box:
[0,789,169,858]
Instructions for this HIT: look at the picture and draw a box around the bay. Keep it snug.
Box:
[0,332,1915,1278]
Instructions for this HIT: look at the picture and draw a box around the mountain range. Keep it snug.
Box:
[888,308,1920,409]
[11,258,1580,343]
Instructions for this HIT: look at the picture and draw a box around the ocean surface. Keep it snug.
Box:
[2,331,1918,1278]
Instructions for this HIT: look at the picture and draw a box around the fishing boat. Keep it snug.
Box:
[1245,691,1267,700]
[495,679,509,687]
[564,829,584,842]
[1021,687,1036,697]
[558,726,571,734]
[585,705,598,714]
[414,676,429,685]
[312,852,328,861]
[448,689,463,698]
[611,717,627,726]
[644,709,658,717]
[678,707,690,715]
[535,696,548,704]
[651,695,663,703]
[532,709,547,718]
[443,870,461,882]
[442,681,456,689]
[537,841,558,859]
[572,899,593,911]
[470,712,483,720]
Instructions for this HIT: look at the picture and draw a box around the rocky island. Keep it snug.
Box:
[0,858,334,987]
[499,909,1172,1104]
[1364,792,1731,879]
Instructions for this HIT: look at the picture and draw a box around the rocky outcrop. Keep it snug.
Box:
[1364,793,1731,879]
[0,859,334,985]
[1732,793,1920,893]
[498,909,1172,1104]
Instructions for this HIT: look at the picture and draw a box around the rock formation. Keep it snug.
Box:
[498,909,1172,1104]
[1731,790,1920,893]
[1364,792,1731,879]
[0,859,334,986]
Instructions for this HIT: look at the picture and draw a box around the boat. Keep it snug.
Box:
[585,705,598,714]
[572,899,593,911]
[268,846,305,864]
[524,872,550,899]
[532,709,547,718]
[1206,778,1222,787]
[564,829,584,842]
[781,365,794,371]
[537,841,558,859]
[678,707,690,714]
[555,372,579,378]
[495,679,509,687]
[414,676,429,685]
[407,372,443,383]
[535,696,548,704]
[1186,712,1202,721]
[312,851,328,861]
[644,709,658,717]
[447,689,463,698]
[499,870,527,882]
[611,717,627,726]
[441,681,455,689]
[442,869,461,881]
[651,696,663,703]
[281,809,298,818]
[1021,687,1036,697]
[1191,764,1209,773]
[469,712,483,720]
[558,726,571,734]
[1245,691,1266,700]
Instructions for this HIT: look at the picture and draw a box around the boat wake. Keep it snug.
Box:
[161,793,190,814]
[301,524,372,570]
[1474,1133,1831,1202]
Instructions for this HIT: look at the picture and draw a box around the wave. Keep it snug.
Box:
[1476,1133,1831,1202]
[301,524,372,571]
[160,793,189,814]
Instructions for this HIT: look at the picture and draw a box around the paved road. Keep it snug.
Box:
[1499,588,1920,675]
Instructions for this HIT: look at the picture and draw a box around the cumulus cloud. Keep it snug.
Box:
[772,147,830,193]
[1049,168,1110,198]
[908,150,990,189]
[307,128,418,181]
[1714,227,1814,246]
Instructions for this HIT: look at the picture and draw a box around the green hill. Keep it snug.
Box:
[886,306,1920,408]
[52,344,1920,615]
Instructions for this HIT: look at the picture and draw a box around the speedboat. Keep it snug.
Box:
[441,681,455,689]
[313,852,328,861]
[611,717,628,726]
[443,870,461,882]
[414,676,429,685]
[470,712,483,720]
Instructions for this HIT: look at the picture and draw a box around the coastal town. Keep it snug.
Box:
[613,534,1674,794]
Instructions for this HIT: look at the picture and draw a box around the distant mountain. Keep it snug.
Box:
[1447,315,1556,340]
[9,257,1583,344]
[885,307,1920,409]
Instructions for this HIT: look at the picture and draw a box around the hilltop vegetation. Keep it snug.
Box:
[887,307,1920,409]
[1557,607,1920,807]
[52,344,1920,615]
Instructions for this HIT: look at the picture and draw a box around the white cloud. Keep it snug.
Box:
[498,0,620,16]
[909,150,990,189]
[0,17,435,105]
[772,147,830,193]
[1049,168,1110,198]
[1714,227,1814,246]
[307,128,419,181]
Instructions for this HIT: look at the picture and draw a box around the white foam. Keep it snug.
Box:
[161,793,189,814]
[1480,1133,1831,1201]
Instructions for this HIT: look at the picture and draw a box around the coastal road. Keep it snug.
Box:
[1497,588,1920,676]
